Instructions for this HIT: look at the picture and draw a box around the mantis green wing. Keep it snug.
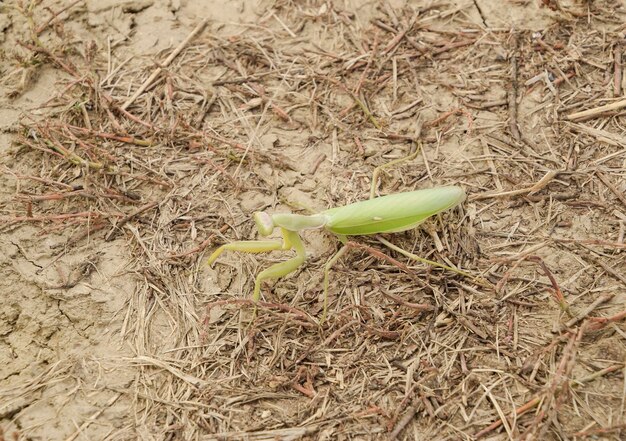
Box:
[322,186,465,236]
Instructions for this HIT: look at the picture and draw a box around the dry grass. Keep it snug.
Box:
[1,0,625,440]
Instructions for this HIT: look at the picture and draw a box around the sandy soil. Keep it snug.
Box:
[1,1,625,440]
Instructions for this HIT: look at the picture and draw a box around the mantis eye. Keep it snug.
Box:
[254,212,274,236]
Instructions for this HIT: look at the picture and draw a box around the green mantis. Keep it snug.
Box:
[208,178,466,324]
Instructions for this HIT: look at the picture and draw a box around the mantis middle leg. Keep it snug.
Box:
[321,242,350,324]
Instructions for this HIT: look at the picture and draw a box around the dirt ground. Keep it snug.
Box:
[1,0,625,440]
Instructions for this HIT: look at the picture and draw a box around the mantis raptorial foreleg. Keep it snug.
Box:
[207,241,284,265]
[209,228,307,311]
[252,230,306,302]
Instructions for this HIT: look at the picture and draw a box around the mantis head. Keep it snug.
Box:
[254,211,275,236]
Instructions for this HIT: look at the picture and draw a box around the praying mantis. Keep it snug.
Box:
[208,153,467,324]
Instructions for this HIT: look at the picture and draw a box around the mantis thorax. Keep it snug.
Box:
[254,212,329,236]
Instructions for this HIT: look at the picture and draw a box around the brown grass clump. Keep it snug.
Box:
[1,0,625,440]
